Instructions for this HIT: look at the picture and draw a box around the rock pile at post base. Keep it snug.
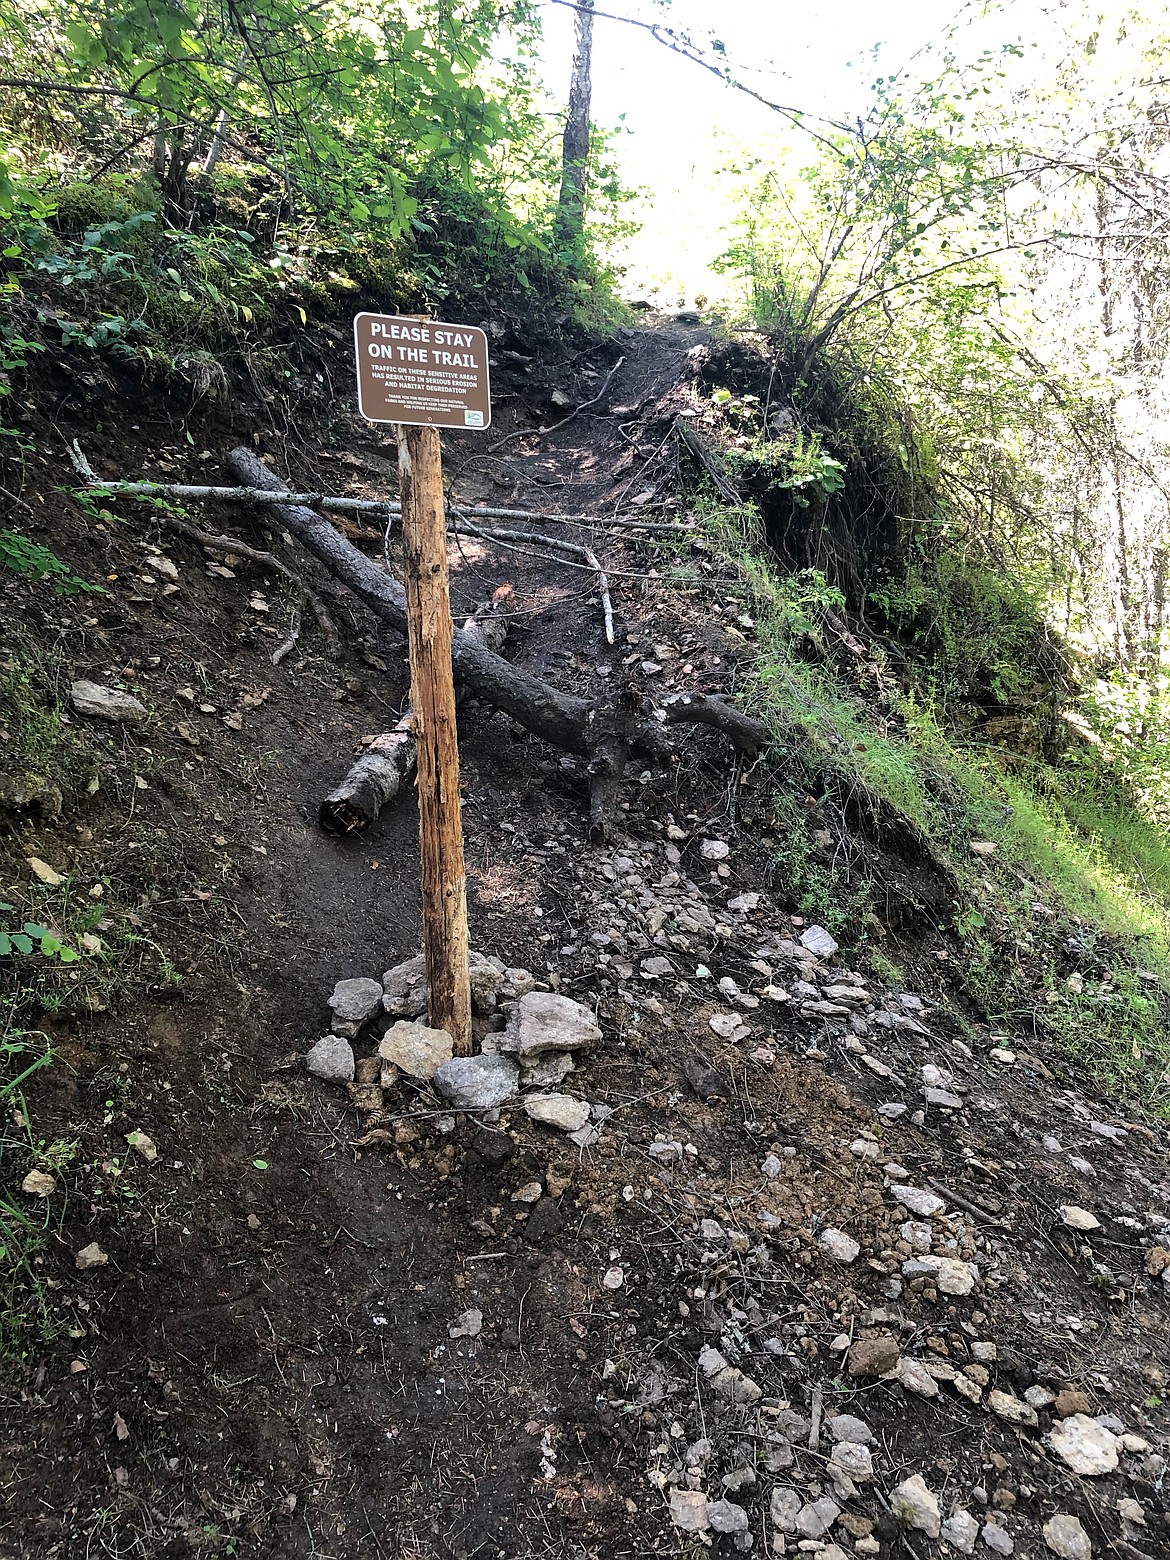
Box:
[306,950,604,1140]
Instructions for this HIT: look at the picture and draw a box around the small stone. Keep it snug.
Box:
[727,892,760,913]
[471,1127,514,1168]
[893,1186,947,1217]
[1048,1413,1119,1475]
[709,1012,749,1040]
[982,1522,1014,1555]
[796,1497,841,1539]
[799,925,839,959]
[770,1487,801,1532]
[519,1049,575,1088]
[433,1053,520,1110]
[21,1169,56,1196]
[75,1242,109,1271]
[988,1390,1039,1428]
[640,955,673,977]
[1060,1206,1101,1232]
[942,1509,979,1554]
[761,1153,783,1178]
[699,838,730,861]
[849,1335,900,1377]
[512,1181,542,1204]
[601,1265,623,1289]
[381,953,428,1016]
[924,1087,964,1110]
[125,1130,157,1162]
[70,680,147,723]
[898,1358,939,1397]
[648,1139,684,1162]
[829,1414,873,1445]
[377,1020,453,1080]
[818,1228,861,1264]
[305,1034,355,1083]
[449,1308,482,1339]
[830,1442,873,1481]
[708,1499,749,1534]
[669,1489,709,1532]
[890,1474,941,1538]
[524,1093,590,1132]
[1025,1385,1057,1409]
[1042,1514,1091,1560]
[327,976,383,1035]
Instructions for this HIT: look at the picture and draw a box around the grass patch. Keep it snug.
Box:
[688,494,1170,1109]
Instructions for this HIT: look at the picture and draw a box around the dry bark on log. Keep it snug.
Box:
[225,447,766,836]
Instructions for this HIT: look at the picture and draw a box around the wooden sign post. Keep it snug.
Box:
[353,312,492,1056]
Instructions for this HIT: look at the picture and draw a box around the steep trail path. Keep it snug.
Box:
[2,317,1168,1560]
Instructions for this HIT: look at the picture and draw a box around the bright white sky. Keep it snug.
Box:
[535,0,1044,299]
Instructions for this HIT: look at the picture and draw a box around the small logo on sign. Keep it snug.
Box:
[464,409,485,427]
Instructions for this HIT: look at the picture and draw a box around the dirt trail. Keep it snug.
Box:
[2,318,1168,1560]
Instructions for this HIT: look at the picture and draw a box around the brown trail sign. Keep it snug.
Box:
[355,312,492,1056]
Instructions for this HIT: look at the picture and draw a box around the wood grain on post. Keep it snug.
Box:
[396,423,472,1055]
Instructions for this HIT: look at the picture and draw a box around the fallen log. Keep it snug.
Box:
[319,594,511,834]
[225,447,766,836]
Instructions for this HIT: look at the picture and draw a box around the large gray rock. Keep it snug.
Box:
[70,680,147,723]
[502,991,601,1058]
[524,1093,590,1132]
[305,1034,355,1083]
[378,1020,453,1080]
[381,954,428,1016]
[327,976,384,1037]
[433,1053,519,1110]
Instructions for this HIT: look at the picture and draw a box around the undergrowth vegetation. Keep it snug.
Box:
[684,485,1170,1111]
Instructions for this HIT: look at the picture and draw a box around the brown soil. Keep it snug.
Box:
[0,314,1167,1560]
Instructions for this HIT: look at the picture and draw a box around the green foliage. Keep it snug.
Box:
[0,1026,60,1361]
[0,529,105,594]
[0,904,79,962]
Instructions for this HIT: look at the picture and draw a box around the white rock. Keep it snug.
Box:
[988,1390,1038,1428]
[601,1266,624,1289]
[1042,1514,1092,1559]
[708,1499,748,1534]
[70,680,147,723]
[942,1508,979,1554]
[449,1308,482,1339]
[519,1049,575,1088]
[305,1034,355,1083]
[504,991,601,1057]
[377,1020,453,1080]
[75,1241,109,1270]
[770,1487,801,1532]
[432,1053,520,1110]
[21,1169,56,1196]
[709,1012,749,1040]
[727,892,760,912]
[894,1186,947,1217]
[799,925,839,959]
[699,838,730,861]
[830,1441,873,1480]
[898,1358,940,1397]
[524,1093,591,1132]
[1060,1206,1102,1232]
[648,1139,684,1162]
[890,1474,941,1538]
[669,1489,709,1532]
[761,1153,783,1178]
[982,1522,1014,1555]
[1048,1414,1119,1475]
[818,1228,861,1264]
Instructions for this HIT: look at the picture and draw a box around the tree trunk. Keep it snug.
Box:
[555,0,594,247]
